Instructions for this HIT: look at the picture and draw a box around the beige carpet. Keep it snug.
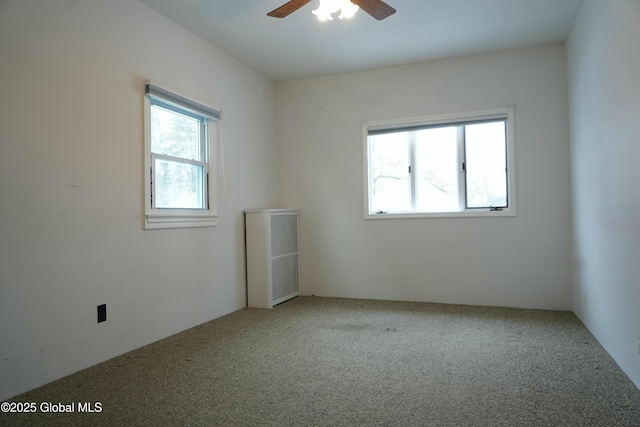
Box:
[2,296,640,426]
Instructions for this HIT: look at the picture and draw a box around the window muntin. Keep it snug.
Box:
[364,109,515,219]
[144,81,219,229]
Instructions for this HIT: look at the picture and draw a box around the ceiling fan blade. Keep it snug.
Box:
[350,0,396,20]
[267,0,313,18]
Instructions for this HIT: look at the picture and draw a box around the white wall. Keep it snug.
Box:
[276,44,572,310]
[567,0,640,389]
[0,0,277,400]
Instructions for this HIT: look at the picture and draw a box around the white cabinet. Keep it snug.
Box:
[245,209,300,308]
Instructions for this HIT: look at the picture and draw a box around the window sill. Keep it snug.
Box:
[364,209,516,220]
[144,213,217,230]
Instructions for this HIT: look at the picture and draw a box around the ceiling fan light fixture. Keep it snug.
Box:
[312,0,359,21]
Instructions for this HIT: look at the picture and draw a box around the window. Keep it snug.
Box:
[143,81,220,229]
[364,108,515,219]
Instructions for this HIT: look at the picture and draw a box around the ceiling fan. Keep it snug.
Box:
[268,0,396,21]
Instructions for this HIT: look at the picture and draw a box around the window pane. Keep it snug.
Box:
[150,104,203,161]
[368,133,410,212]
[154,158,205,209]
[465,122,507,208]
[414,127,460,212]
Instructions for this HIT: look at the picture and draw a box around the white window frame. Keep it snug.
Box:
[363,108,516,219]
[143,80,220,229]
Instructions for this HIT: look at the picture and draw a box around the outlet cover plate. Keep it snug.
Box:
[97,304,106,323]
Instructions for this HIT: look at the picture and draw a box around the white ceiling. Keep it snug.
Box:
[139,0,583,81]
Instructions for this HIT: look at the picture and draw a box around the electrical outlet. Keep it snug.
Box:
[97,304,106,323]
[637,337,640,355]
[583,291,588,306]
